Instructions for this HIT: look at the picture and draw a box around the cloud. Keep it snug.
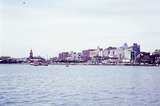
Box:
[0,0,160,57]
[1,0,160,16]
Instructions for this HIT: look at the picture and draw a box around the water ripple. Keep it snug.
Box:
[1,65,160,106]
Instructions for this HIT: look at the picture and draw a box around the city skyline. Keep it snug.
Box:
[0,0,160,57]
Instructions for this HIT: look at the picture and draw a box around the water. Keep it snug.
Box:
[0,64,160,106]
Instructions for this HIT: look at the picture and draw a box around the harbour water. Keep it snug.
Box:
[0,64,160,106]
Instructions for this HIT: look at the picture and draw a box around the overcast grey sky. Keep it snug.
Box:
[0,0,160,57]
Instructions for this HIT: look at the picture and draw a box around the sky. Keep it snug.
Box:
[0,0,160,58]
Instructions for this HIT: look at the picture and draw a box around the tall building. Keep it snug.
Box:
[131,43,141,62]
[123,47,132,62]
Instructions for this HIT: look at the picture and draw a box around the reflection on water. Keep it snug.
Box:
[0,64,160,106]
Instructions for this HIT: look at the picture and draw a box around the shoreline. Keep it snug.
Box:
[51,63,160,67]
[0,63,159,67]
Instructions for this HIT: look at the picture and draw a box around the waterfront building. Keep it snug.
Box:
[102,47,120,63]
[152,49,160,65]
[103,47,118,58]
[117,43,131,63]
[120,43,140,63]
[123,47,132,63]
[81,49,95,62]
[0,56,11,60]
[0,56,24,64]
[116,47,125,61]
[52,42,141,64]
[89,47,103,58]
[137,52,151,64]
[27,50,46,63]
[81,47,103,63]
[97,46,103,57]
[102,43,128,63]
[58,51,83,62]
[28,56,46,63]
[135,50,160,65]
[66,51,79,62]
[153,49,160,55]
[0,56,11,63]
[58,52,69,61]
[131,43,141,62]
[89,49,98,58]
[102,43,140,63]
[48,57,57,63]
[77,52,83,62]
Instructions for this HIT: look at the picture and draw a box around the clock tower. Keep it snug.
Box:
[29,49,33,59]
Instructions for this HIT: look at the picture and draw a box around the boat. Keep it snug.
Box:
[30,62,49,66]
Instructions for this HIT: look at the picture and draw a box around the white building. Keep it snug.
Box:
[88,47,103,58]
[123,47,132,62]
[89,49,98,58]
[102,43,135,63]
[103,47,118,58]
[97,46,103,57]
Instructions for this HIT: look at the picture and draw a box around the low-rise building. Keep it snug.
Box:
[152,49,160,65]
[27,49,46,63]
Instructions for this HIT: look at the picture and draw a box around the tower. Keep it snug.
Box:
[29,49,33,59]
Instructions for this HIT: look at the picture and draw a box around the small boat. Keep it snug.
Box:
[65,64,69,67]
[30,62,39,66]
